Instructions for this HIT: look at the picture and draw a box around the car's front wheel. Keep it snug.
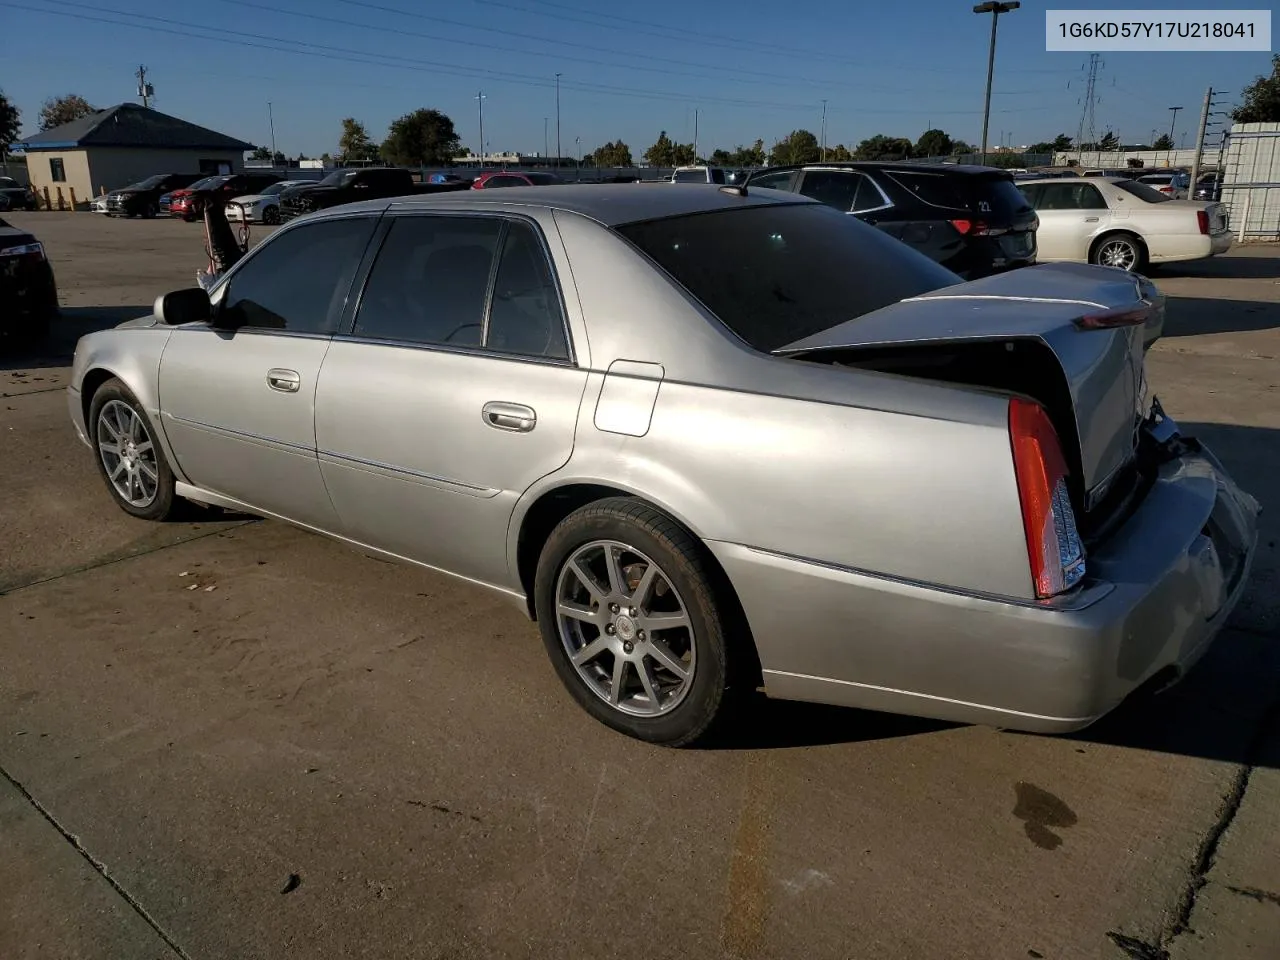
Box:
[534,498,734,746]
[88,378,179,521]
[262,206,280,225]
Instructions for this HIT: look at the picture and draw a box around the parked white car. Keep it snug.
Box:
[224,180,294,225]
[1016,176,1231,272]
[670,166,729,184]
[89,193,111,214]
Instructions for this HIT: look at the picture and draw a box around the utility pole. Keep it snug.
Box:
[973,2,1019,167]
[475,91,486,168]
[135,65,153,108]
[692,108,699,163]
[555,73,562,168]
[267,101,276,162]
[544,117,548,161]
[1188,88,1227,196]
[820,99,828,161]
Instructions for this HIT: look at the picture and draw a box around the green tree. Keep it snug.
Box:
[855,134,912,160]
[914,129,953,158]
[381,108,460,166]
[709,148,733,165]
[591,139,633,166]
[338,117,378,163]
[1052,133,1073,152]
[769,129,821,165]
[643,130,676,166]
[826,143,853,161]
[1153,134,1174,150]
[1097,130,1119,151]
[952,139,975,155]
[38,94,96,131]
[250,146,274,161]
[672,141,697,165]
[1233,54,1280,123]
[0,90,21,156]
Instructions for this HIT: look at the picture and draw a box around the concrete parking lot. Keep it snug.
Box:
[2,211,1278,960]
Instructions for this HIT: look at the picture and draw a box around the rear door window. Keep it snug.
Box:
[798,171,864,212]
[1032,182,1108,210]
[883,171,967,209]
[747,169,799,192]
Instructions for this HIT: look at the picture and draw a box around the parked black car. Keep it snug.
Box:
[279,167,470,221]
[1194,172,1222,202]
[106,173,206,218]
[744,162,1038,278]
[0,216,58,346]
[0,176,39,211]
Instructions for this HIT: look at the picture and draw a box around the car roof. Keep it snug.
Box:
[324,183,814,226]
[1015,176,1131,185]
[750,161,1010,177]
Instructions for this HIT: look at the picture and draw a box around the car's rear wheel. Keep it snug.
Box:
[534,498,733,746]
[89,379,178,521]
[142,202,158,219]
[263,206,280,225]
[1091,232,1146,272]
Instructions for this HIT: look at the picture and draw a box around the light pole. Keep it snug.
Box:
[973,1,1019,167]
[555,73,562,168]
[267,101,276,163]
[820,99,827,161]
[475,91,486,168]
[575,135,581,175]
[544,117,549,161]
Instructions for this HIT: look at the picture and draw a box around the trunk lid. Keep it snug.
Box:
[776,262,1162,513]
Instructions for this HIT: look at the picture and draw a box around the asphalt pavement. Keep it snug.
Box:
[2,212,1278,960]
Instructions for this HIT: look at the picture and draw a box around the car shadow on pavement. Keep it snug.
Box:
[1161,296,1280,338]
[1151,252,1280,280]
[1,305,152,371]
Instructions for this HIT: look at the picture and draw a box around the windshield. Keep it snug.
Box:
[316,169,360,187]
[525,173,562,185]
[259,181,292,196]
[615,203,961,353]
[1113,179,1174,203]
[127,175,169,190]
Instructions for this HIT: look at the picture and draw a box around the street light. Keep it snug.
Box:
[555,73,562,168]
[973,1,1019,167]
[475,91,486,168]
[820,99,827,161]
[544,117,549,162]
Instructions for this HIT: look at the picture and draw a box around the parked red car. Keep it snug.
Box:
[167,173,283,222]
[470,171,565,189]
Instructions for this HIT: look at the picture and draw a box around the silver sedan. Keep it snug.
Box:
[67,185,1259,745]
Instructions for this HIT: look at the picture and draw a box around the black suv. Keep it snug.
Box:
[106,173,206,218]
[744,162,1038,278]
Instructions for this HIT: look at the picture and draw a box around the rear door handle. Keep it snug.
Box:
[267,368,301,393]
[1084,217,1100,222]
[482,401,536,432]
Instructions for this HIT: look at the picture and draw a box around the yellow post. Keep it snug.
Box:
[41,186,51,210]
[55,186,64,210]
[69,187,77,209]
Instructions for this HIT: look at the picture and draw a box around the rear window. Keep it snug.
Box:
[883,171,967,208]
[615,203,961,353]
[525,173,562,185]
[673,170,708,183]
[1112,179,1173,203]
[884,171,1031,220]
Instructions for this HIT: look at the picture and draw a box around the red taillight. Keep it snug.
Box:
[1074,303,1153,329]
[1009,398,1086,599]
[1196,210,1210,235]
[950,219,990,236]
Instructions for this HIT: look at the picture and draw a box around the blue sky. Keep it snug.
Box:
[2,0,1273,158]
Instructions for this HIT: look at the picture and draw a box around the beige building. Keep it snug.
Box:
[17,103,255,207]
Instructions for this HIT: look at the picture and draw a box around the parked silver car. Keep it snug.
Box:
[67,185,1259,745]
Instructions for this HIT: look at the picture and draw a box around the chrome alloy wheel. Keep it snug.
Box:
[555,540,696,717]
[1097,238,1138,270]
[96,399,159,508]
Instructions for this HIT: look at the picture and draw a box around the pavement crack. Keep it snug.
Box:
[0,762,192,960]
[1227,885,1280,907]
[0,519,259,596]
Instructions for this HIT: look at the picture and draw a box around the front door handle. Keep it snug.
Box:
[1085,217,1100,222]
[482,401,536,432]
[267,368,301,393]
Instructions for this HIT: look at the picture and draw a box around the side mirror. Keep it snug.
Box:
[153,287,212,326]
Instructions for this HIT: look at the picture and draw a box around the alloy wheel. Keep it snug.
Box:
[96,400,160,508]
[554,539,696,717]
[1097,238,1138,270]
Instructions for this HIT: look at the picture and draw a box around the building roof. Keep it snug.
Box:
[18,103,255,153]
[327,182,811,227]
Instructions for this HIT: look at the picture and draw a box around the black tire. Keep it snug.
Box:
[262,206,280,225]
[534,497,736,746]
[143,202,158,219]
[87,378,179,521]
[1090,231,1147,273]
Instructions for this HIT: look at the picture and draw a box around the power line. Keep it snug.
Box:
[19,2,1044,118]
[466,0,1073,77]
